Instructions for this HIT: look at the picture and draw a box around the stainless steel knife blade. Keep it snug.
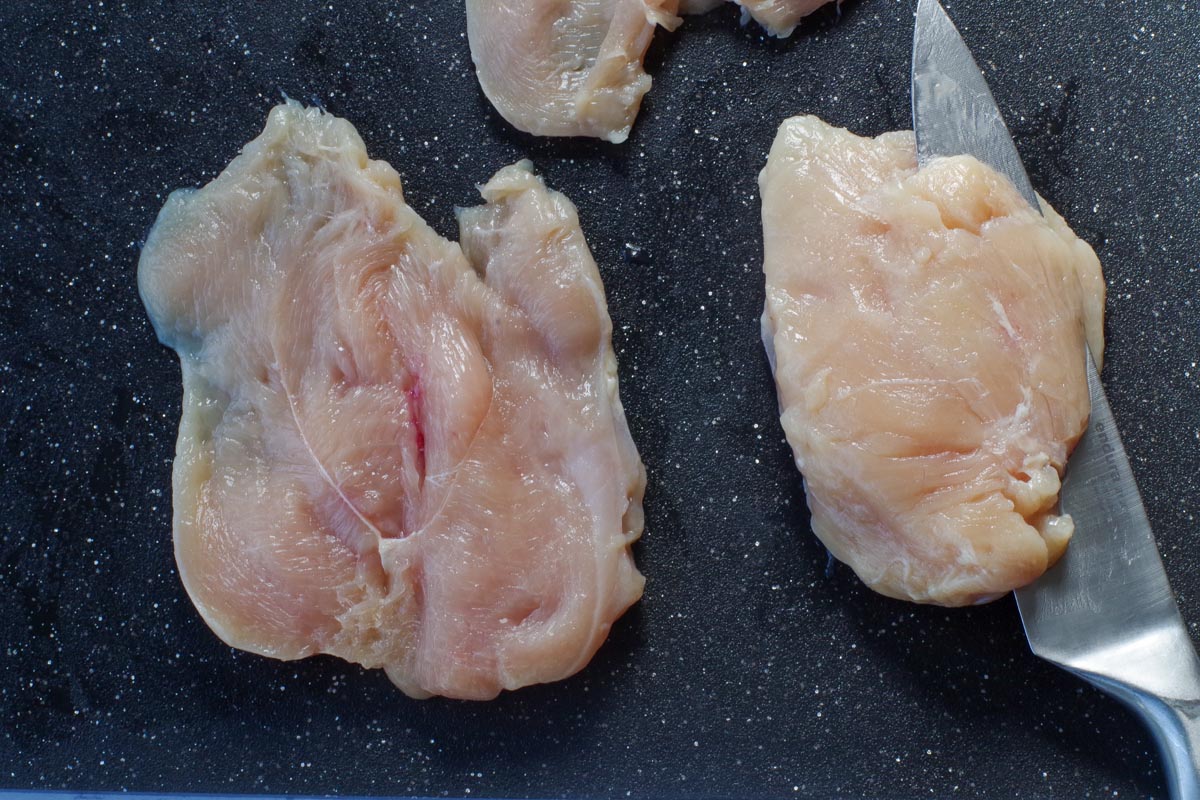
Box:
[911,1,1200,796]
[911,0,1038,209]
[1016,359,1200,800]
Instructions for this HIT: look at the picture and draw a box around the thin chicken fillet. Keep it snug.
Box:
[760,116,1106,606]
[465,0,834,143]
[465,0,682,143]
[138,102,646,699]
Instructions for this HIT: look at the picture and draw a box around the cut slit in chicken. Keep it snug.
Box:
[466,0,835,143]
[138,102,646,699]
[760,116,1106,607]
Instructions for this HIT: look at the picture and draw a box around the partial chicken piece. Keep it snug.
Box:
[138,102,646,699]
[734,0,831,37]
[465,0,681,143]
[466,0,835,142]
[682,0,832,34]
[760,116,1105,606]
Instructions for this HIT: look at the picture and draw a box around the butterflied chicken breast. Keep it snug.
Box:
[138,103,646,699]
[465,0,681,143]
[760,116,1105,606]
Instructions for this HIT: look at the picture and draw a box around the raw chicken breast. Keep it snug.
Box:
[465,0,681,143]
[465,0,835,142]
[681,0,829,35]
[733,0,831,37]
[138,102,646,699]
[760,116,1105,606]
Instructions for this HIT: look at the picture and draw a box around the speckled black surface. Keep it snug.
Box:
[1,0,1198,798]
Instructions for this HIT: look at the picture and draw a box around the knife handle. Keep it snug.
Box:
[1078,663,1200,800]
[1105,684,1200,800]
[1155,696,1200,800]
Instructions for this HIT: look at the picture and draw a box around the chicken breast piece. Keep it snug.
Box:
[465,0,836,142]
[760,116,1106,606]
[465,0,681,143]
[734,0,831,37]
[138,102,646,699]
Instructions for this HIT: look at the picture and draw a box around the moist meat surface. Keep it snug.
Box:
[466,0,835,141]
[465,0,681,143]
[138,103,646,699]
[760,115,1106,606]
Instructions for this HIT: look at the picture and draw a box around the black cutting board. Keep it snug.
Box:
[2,0,1198,797]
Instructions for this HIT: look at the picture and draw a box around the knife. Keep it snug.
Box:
[911,1,1200,797]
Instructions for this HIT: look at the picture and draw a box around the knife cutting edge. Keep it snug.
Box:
[910,0,1200,797]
